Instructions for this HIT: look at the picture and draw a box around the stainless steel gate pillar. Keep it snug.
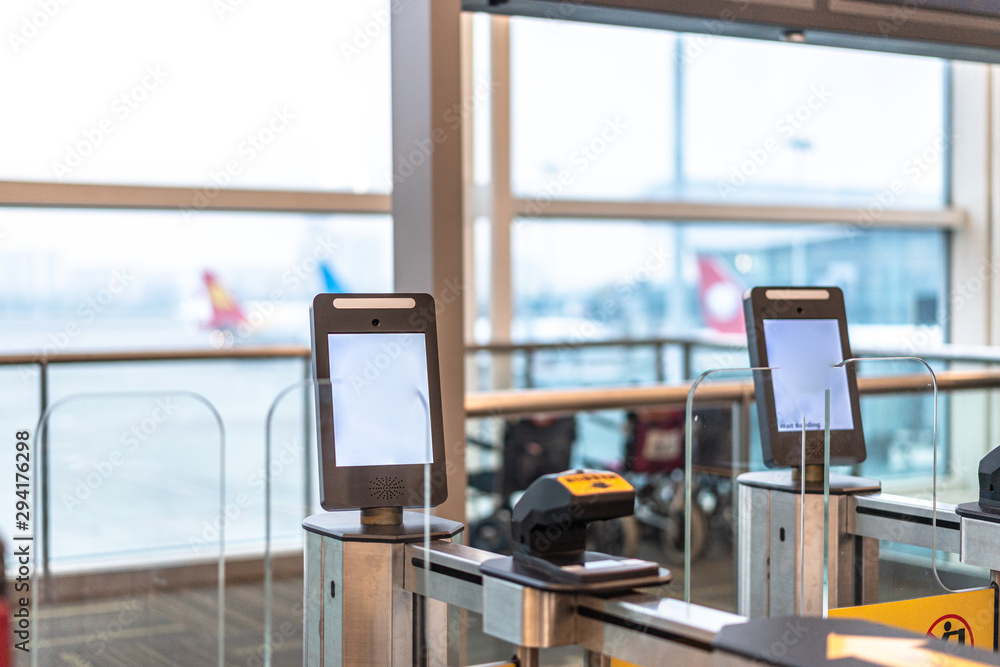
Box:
[303,511,464,666]
[736,470,880,618]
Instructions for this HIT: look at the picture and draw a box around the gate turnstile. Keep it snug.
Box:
[299,465,1000,666]
[302,510,464,665]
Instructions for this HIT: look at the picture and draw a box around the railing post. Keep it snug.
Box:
[39,359,49,587]
[655,343,665,383]
[302,356,312,516]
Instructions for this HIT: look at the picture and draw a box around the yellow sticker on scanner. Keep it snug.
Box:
[557,472,633,497]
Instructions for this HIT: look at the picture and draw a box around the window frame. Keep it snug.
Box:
[483,15,968,354]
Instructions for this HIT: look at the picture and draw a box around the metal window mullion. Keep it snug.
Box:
[949,62,994,489]
[489,15,514,389]
[511,197,964,228]
[0,180,391,214]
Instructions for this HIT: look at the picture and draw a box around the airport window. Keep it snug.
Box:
[505,17,951,367]
[0,209,392,354]
[511,219,947,369]
[0,0,397,572]
[0,0,392,193]
[511,18,947,208]
[510,20,678,200]
[494,18,955,491]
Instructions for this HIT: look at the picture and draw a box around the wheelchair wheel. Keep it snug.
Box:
[468,512,512,555]
[660,503,708,566]
[587,516,640,557]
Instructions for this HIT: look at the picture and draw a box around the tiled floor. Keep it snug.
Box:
[31,577,302,666]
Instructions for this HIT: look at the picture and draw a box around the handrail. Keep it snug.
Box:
[0,345,310,366]
[4,335,1000,367]
[469,335,1000,365]
[464,368,1000,417]
[6,341,1000,421]
[465,333,742,353]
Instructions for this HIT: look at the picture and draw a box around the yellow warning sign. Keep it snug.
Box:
[829,587,997,650]
[827,633,994,667]
[557,471,633,497]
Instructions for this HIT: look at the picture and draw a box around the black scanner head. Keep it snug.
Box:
[978,446,1000,513]
[511,470,635,560]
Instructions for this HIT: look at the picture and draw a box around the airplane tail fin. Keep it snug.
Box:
[203,270,247,328]
[696,255,745,334]
[320,261,347,293]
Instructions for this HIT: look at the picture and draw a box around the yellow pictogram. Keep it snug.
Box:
[557,471,633,497]
[929,614,975,646]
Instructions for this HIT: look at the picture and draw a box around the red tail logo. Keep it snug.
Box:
[697,256,745,334]
[203,270,247,329]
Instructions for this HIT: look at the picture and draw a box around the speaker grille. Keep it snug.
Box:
[370,476,405,501]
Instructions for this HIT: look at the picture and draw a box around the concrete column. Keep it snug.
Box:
[391,0,466,523]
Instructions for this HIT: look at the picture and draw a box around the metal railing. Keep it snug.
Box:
[1,345,312,581]
[6,332,1000,412]
[467,333,1000,388]
[465,367,1000,417]
[7,337,1000,578]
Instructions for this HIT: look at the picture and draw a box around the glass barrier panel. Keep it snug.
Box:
[685,357,946,623]
[265,378,452,665]
[683,358,942,619]
[30,391,224,667]
[685,367,773,614]
[261,380,318,667]
[838,357,959,605]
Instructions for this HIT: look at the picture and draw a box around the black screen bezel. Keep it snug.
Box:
[310,293,448,510]
[743,286,866,468]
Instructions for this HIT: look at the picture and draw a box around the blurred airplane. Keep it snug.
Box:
[320,261,348,293]
[200,263,350,348]
[696,255,745,335]
[203,270,248,331]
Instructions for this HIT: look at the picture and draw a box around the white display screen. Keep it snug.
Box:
[762,319,855,433]
[327,333,433,467]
